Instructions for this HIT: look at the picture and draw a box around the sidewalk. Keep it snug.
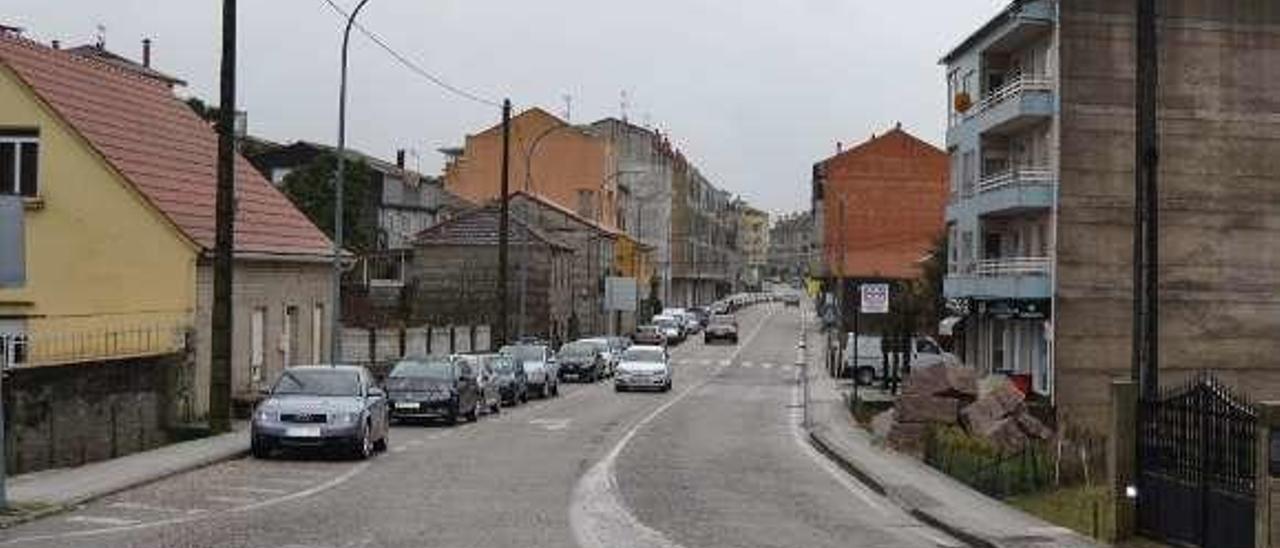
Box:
[3,423,249,523]
[802,330,1100,548]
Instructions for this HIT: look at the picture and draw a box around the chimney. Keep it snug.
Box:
[836,141,843,153]
[51,39,60,50]
[895,121,902,130]
[396,149,405,169]
[142,38,151,68]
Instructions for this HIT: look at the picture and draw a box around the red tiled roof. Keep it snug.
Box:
[0,34,333,257]
[413,205,571,250]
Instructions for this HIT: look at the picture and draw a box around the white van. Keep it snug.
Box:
[842,334,960,386]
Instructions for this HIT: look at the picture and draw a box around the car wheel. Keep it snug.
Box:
[491,398,502,413]
[466,400,479,422]
[353,422,373,460]
[373,428,388,452]
[251,437,271,459]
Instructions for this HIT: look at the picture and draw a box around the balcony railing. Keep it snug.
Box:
[968,75,1052,117]
[1,323,190,368]
[976,167,1055,194]
[975,257,1051,277]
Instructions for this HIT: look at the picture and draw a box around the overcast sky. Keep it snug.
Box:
[9,0,1006,216]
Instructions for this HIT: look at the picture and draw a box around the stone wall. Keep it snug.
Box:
[1056,0,1280,432]
[3,352,183,474]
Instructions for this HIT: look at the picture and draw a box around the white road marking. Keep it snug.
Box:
[406,440,424,447]
[65,516,142,527]
[571,308,775,548]
[699,359,712,366]
[718,359,731,366]
[220,486,288,495]
[2,462,372,545]
[392,446,409,454]
[741,361,754,368]
[105,502,204,515]
[761,363,774,369]
[530,418,572,431]
[205,495,258,505]
[257,477,316,487]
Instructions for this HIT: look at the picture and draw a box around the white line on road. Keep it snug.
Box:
[571,308,776,548]
[65,516,142,527]
[105,502,204,515]
[204,495,258,505]
[761,363,774,369]
[718,359,730,366]
[1,461,372,545]
[256,477,317,487]
[220,486,288,495]
[740,361,754,368]
[392,446,409,454]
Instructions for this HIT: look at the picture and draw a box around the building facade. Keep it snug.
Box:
[943,0,1280,429]
[736,202,770,291]
[767,212,813,282]
[0,33,335,420]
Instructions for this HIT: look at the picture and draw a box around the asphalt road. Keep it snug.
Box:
[0,304,958,548]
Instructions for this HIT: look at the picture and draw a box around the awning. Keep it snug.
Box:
[939,316,965,336]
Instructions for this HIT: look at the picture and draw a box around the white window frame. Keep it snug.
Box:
[250,307,266,383]
[311,303,324,363]
[0,134,40,197]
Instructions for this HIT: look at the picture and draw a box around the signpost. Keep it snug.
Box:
[860,283,890,314]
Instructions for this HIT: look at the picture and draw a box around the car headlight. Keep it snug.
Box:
[254,409,275,422]
[332,411,360,424]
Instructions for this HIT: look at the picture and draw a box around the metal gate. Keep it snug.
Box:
[1137,373,1256,548]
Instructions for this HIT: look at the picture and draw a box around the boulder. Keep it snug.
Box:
[1015,411,1054,441]
[942,366,979,398]
[895,394,960,425]
[902,365,949,398]
[960,380,1026,435]
[981,417,1031,454]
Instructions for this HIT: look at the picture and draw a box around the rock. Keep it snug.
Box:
[887,421,930,457]
[982,417,1031,454]
[942,366,979,398]
[870,409,896,442]
[960,380,1026,435]
[1015,411,1054,440]
[895,394,960,425]
[902,365,949,398]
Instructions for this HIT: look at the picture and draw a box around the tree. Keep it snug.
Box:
[280,153,379,253]
[895,233,948,335]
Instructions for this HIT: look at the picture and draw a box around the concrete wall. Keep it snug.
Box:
[4,352,183,474]
[192,259,332,422]
[1056,0,1280,431]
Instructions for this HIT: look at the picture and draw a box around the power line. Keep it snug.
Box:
[321,0,502,108]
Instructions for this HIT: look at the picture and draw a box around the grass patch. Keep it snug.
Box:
[1008,485,1114,542]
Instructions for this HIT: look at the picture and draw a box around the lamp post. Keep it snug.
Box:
[331,0,372,364]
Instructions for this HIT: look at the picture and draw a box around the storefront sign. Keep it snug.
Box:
[860,283,889,314]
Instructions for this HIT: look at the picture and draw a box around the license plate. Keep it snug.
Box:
[285,426,321,438]
[395,402,420,410]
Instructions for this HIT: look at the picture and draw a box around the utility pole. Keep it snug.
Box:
[209,0,236,434]
[497,99,512,346]
[1133,0,1159,399]
[332,0,372,365]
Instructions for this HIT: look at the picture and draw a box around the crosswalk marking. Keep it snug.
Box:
[741,361,754,368]
[719,359,731,366]
[67,516,143,526]
[761,363,774,369]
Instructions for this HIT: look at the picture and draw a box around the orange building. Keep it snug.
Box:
[815,125,948,281]
[441,108,622,231]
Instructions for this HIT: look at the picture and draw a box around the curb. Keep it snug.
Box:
[1,440,250,530]
[806,426,1000,548]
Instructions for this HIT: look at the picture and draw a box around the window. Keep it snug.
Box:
[283,305,298,366]
[250,307,266,383]
[311,303,324,363]
[0,131,39,197]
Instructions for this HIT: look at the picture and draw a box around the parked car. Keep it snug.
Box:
[582,336,624,377]
[556,340,607,382]
[485,354,527,405]
[632,325,666,346]
[385,357,481,425]
[251,365,389,459]
[703,314,739,344]
[615,345,672,392]
[653,315,685,344]
[682,311,704,334]
[456,354,503,414]
[500,344,559,398]
[842,334,960,386]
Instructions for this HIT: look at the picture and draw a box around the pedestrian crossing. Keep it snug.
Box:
[670,356,798,372]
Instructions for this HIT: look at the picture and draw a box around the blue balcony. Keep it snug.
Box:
[948,168,1054,221]
[944,257,1052,300]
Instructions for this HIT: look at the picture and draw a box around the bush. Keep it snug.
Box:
[925,425,1054,498]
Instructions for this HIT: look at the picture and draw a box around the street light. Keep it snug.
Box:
[331,0,372,365]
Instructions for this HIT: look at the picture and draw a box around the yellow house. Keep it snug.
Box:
[0,34,334,419]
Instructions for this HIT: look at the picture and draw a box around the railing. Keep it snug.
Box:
[354,250,409,287]
[976,167,1055,194]
[975,257,1051,277]
[968,75,1052,117]
[1,323,189,368]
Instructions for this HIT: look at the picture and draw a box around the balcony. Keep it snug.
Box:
[944,256,1051,300]
[973,76,1054,136]
[949,168,1054,221]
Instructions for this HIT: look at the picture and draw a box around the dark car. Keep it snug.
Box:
[632,325,665,346]
[486,354,528,405]
[556,340,606,382]
[704,314,739,344]
[251,365,390,460]
[385,358,481,425]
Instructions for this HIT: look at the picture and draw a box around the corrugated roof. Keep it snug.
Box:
[413,205,571,250]
[0,34,333,257]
